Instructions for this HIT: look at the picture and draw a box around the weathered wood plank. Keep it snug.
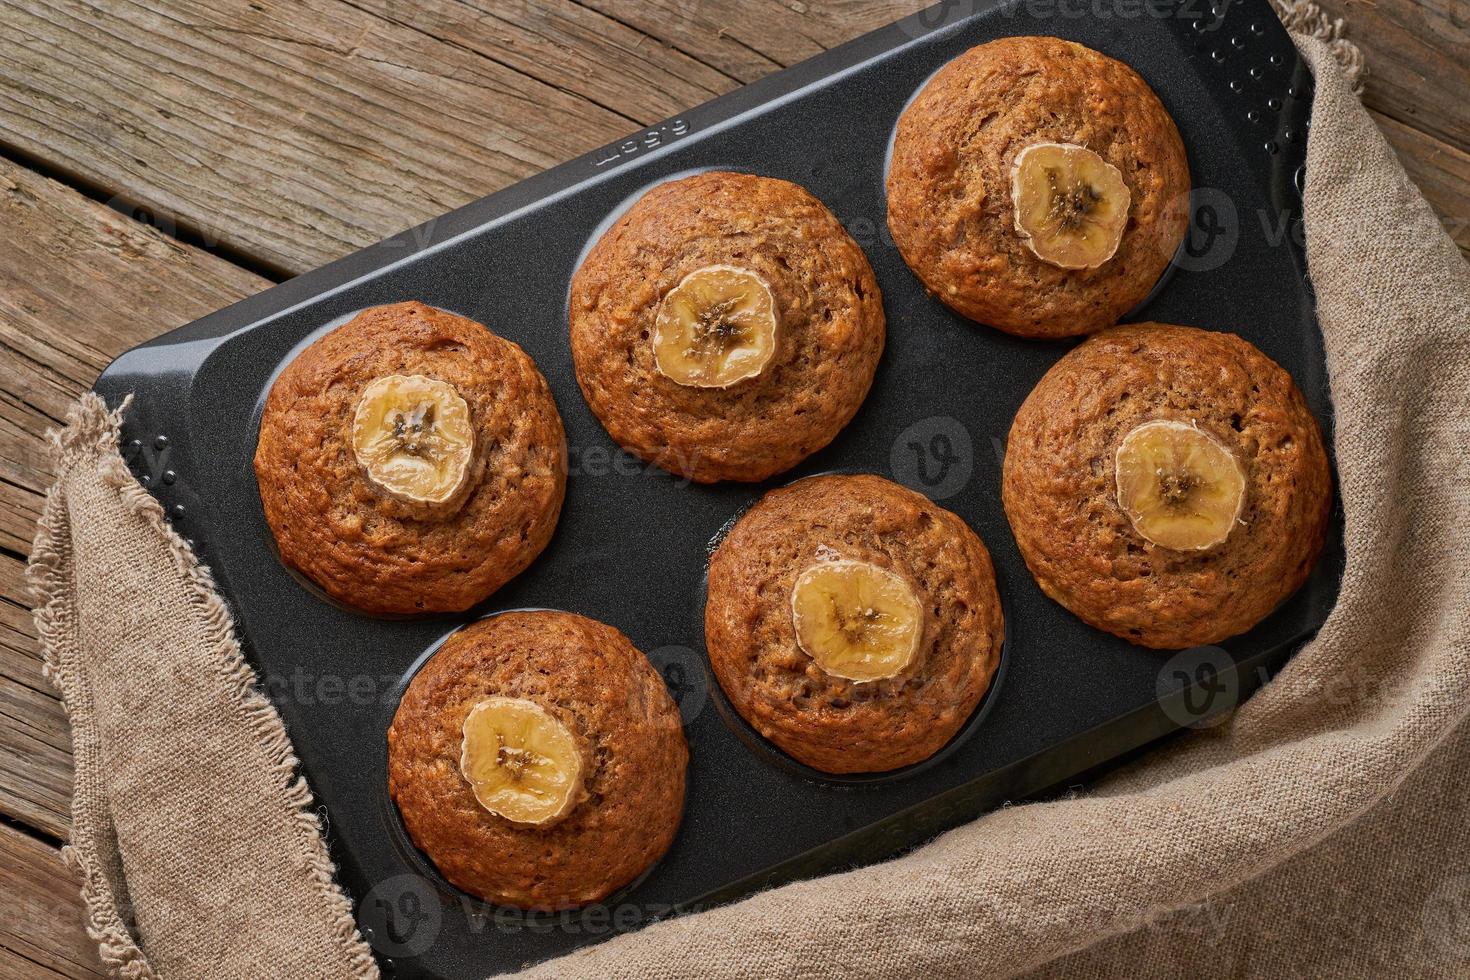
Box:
[353,0,734,120]
[1375,110,1470,255]
[1,0,1465,277]
[0,714,71,841]
[0,821,103,978]
[569,0,826,81]
[1316,0,1470,153]
[0,547,72,840]
[0,947,74,980]
[0,156,267,838]
[0,5,1460,977]
[0,0,641,274]
[0,157,264,434]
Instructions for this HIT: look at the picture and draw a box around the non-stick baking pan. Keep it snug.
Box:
[94,0,1339,975]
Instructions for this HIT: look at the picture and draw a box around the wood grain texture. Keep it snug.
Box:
[0,155,266,839]
[0,0,1464,276]
[351,0,735,119]
[1316,0,1470,152]
[0,0,636,274]
[0,548,72,840]
[0,821,104,979]
[1375,110,1470,253]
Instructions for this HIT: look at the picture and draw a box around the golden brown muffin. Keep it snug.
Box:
[887,36,1190,338]
[570,171,885,483]
[387,611,688,909]
[706,474,1003,774]
[254,302,566,615]
[1002,323,1333,649]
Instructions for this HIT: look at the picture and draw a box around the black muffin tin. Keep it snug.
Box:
[94,0,1338,975]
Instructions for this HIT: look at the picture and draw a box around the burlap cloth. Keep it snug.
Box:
[27,12,1470,978]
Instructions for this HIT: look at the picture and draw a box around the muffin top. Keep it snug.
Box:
[254,302,566,615]
[705,474,1004,774]
[570,171,885,483]
[1002,322,1333,649]
[887,36,1190,338]
[387,611,688,909]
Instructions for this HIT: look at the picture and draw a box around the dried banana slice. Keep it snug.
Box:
[459,696,586,826]
[1010,142,1131,269]
[351,374,477,510]
[653,264,779,387]
[1115,419,1247,551]
[790,558,924,682]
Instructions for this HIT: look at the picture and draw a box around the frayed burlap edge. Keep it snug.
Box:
[27,392,378,980]
[1271,0,1364,90]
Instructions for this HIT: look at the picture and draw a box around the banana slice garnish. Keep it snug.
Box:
[790,558,924,682]
[1115,419,1247,551]
[351,374,478,511]
[459,696,586,827]
[653,265,779,388]
[1011,142,1131,269]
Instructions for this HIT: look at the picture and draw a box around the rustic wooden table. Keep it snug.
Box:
[0,1,1465,974]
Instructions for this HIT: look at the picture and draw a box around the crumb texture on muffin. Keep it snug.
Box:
[1002,322,1333,648]
[254,301,567,615]
[887,36,1190,338]
[705,474,1004,773]
[387,611,688,909]
[570,171,885,483]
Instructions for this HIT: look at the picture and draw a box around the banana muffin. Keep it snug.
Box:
[1002,323,1332,649]
[887,36,1190,338]
[388,611,688,909]
[254,302,566,615]
[705,474,1004,774]
[570,171,885,483]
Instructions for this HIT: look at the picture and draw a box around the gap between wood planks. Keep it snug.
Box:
[0,147,272,977]
[0,816,106,978]
[0,152,267,844]
[0,0,1462,275]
